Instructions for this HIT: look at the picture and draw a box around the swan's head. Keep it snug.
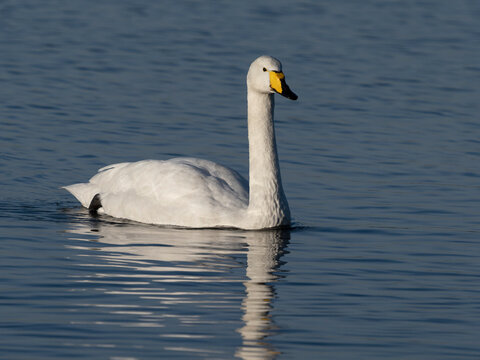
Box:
[247,56,298,100]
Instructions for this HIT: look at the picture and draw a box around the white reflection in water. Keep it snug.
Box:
[236,230,287,360]
[66,217,289,360]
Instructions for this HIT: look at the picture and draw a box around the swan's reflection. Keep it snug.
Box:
[66,215,289,360]
[236,230,288,360]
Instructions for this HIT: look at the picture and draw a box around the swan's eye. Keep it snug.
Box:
[263,67,267,72]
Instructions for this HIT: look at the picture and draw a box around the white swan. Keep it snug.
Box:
[64,55,297,230]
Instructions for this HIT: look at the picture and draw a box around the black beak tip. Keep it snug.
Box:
[283,88,298,101]
[272,82,298,100]
[280,81,298,100]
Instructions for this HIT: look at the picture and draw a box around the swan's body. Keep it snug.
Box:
[64,56,297,229]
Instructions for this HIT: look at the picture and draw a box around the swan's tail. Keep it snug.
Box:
[62,183,100,208]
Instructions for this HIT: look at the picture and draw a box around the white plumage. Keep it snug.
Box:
[64,56,297,229]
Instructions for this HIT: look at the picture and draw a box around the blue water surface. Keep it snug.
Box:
[1,1,480,359]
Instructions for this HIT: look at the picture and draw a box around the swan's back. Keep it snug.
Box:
[64,158,249,227]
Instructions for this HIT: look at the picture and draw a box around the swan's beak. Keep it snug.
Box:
[270,71,298,100]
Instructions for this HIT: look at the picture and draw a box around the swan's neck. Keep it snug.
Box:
[247,90,290,226]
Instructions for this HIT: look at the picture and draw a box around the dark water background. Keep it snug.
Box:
[1,1,480,359]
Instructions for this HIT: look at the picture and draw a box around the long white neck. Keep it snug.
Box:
[246,89,290,227]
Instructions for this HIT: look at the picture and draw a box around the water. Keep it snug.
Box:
[1,0,480,358]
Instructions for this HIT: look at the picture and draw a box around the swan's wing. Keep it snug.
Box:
[90,158,248,203]
[171,157,249,200]
[64,158,249,226]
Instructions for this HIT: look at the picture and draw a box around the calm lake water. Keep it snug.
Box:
[1,0,480,359]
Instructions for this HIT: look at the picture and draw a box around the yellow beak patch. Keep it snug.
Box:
[269,71,285,94]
